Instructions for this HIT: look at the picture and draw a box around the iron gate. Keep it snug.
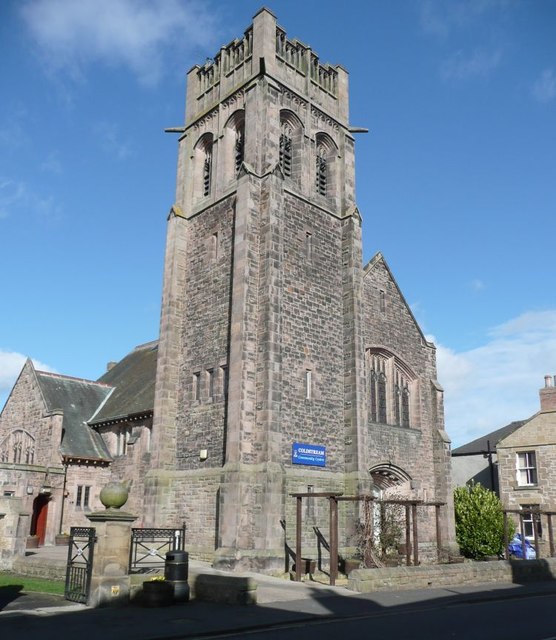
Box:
[129,525,185,573]
[64,526,96,604]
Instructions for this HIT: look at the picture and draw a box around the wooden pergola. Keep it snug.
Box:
[290,492,446,585]
[503,508,556,560]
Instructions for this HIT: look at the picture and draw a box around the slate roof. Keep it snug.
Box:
[452,420,529,456]
[35,371,112,460]
[89,341,157,425]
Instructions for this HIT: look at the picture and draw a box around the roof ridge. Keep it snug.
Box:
[36,370,112,387]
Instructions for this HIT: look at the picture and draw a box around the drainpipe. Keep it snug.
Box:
[59,460,68,534]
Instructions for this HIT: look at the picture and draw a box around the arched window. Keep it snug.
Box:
[0,429,36,465]
[314,132,337,200]
[315,143,327,195]
[279,110,303,182]
[194,132,214,199]
[367,348,417,428]
[223,110,245,185]
[377,373,387,424]
[235,126,244,175]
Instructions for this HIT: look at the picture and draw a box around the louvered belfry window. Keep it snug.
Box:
[203,148,212,196]
[316,146,327,195]
[279,131,292,177]
[235,128,244,175]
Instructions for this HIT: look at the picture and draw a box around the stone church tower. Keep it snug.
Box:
[146,8,455,570]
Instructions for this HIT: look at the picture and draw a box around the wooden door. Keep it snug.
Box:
[31,495,50,545]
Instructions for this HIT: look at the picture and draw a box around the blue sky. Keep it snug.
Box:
[1,0,555,447]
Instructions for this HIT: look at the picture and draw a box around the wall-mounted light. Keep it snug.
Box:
[199,449,208,461]
[26,486,33,495]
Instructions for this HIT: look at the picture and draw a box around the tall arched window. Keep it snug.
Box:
[314,132,337,200]
[194,132,214,199]
[279,110,303,183]
[315,143,327,195]
[223,110,245,184]
[279,124,292,177]
[367,348,417,428]
[235,127,244,175]
[377,373,387,424]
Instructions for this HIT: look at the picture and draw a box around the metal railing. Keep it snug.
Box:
[129,524,186,573]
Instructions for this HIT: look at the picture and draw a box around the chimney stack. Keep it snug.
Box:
[540,374,556,412]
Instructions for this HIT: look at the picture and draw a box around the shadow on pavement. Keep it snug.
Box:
[0,584,24,610]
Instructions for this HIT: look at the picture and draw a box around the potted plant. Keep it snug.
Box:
[142,576,174,607]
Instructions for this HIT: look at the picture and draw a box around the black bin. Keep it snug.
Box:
[165,550,189,581]
[165,550,189,602]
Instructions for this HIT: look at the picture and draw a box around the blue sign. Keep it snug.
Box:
[292,442,326,467]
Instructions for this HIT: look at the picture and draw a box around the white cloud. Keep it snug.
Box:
[0,350,56,399]
[419,0,512,38]
[93,122,132,160]
[441,48,502,81]
[20,0,219,86]
[0,178,26,219]
[0,176,62,221]
[430,309,556,448]
[532,68,556,104]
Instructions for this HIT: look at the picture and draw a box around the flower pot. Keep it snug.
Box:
[142,581,174,607]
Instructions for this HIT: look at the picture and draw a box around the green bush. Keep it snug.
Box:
[454,482,508,559]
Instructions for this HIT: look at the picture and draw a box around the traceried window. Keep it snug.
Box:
[0,429,35,465]
[367,349,416,428]
[394,368,411,428]
[517,451,537,486]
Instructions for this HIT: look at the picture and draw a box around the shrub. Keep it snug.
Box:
[454,482,508,559]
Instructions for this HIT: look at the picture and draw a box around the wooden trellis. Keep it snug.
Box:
[290,492,446,585]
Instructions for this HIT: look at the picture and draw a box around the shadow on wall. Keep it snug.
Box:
[511,559,554,584]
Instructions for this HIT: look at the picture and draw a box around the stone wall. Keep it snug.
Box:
[0,496,28,570]
[349,558,556,593]
[176,196,235,471]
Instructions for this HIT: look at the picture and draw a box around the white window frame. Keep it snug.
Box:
[516,451,537,486]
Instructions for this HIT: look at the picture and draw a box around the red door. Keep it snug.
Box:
[31,495,50,545]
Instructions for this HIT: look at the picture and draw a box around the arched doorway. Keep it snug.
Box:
[30,495,50,545]
[369,463,412,495]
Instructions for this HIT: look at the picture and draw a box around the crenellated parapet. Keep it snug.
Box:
[185,8,348,127]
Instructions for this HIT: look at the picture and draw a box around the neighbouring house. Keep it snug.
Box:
[0,341,156,544]
[497,375,556,544]
[451,421,526,493]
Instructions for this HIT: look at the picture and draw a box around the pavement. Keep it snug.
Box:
[3,547,556,640]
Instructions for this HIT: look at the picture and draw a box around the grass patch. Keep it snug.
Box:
[0,572,65,595]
